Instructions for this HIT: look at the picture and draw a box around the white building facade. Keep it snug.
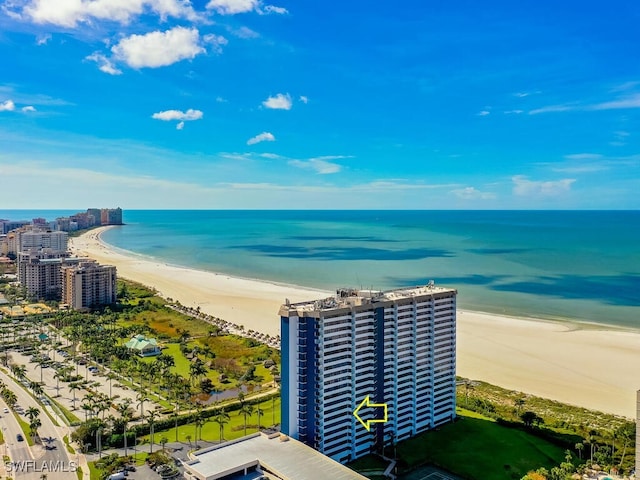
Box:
[280,284,457,463]
[61,260,117,311]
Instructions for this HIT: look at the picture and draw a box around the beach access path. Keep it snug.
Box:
[69,227,640,418]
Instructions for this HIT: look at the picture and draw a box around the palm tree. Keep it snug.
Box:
[214,408,230,442]
[30,381,44,398]
[255,405,264,431]
[146,410,159,454]
[106,372,118,400]
[170,407,180,442]
[160,436,168,453]
[136,391,148,418]
[189,359,207,386]
[2,389,17,409]
[514,396,525,416]
[12,363,27,381]
[238,403,254,436]
[116,400,133,456]
[69,382,82,410]
[29,417,42,440]
[26,406,40,423]
[53,370,64,397]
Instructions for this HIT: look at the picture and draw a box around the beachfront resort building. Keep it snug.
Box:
[61,260,117,311]
[182,430,369,480]
[279,284,457,463]
[17,250,82,300]
[124,334,161,357]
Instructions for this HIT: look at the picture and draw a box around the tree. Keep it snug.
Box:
[30,381,44,397]
[616,422,634,466]
[26,406,40,423]
[29,417,42,440]
[106,372,118,400]
[69,382,82,410]
[146,409,159,454]
[160,436,168,453]
[169,407,180,442]
[238,402,254,437]
[255,405,264,431]
[520,411,543,428]
[136,391,148,417]
[575,442,584,460]
[214,408,230,442]
[116,400,133,457]
[514,396,525,416]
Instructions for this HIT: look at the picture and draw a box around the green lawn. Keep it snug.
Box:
[13,411,35,446]
[51,396,82,425]
[138,340,277,393]
[395,409,566,480]
[139,397,281,445]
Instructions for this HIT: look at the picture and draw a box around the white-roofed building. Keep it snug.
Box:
[183,431,368,480]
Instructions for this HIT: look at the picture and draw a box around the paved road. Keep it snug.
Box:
[0,370,75,480]
[10,349,161,420]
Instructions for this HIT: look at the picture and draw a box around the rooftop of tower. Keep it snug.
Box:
[279,282,456,316]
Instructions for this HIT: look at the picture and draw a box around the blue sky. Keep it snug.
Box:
[1,0,639,209]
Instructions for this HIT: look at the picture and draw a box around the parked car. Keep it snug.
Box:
[16,434,24,442]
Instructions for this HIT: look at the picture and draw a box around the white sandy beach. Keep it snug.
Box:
[70,226,640,418]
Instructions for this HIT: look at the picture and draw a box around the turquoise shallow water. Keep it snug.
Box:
[3,210,639,329]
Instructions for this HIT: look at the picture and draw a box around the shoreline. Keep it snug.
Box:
[69,226,640,418]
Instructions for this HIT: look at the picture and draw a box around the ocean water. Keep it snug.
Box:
[3,210,639,329]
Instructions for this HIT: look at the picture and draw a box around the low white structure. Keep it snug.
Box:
[183,431,369,480]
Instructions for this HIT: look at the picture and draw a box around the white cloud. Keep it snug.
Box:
[36,33,51,45]
[289,157,343,174]
[589,93,640,111]
[451,187,496,200]
[262,4,287,14]
[0,100,16,111]
[504,109,523,115]
[299,95,308,104]
[112,27,205,69]
[477,110,490,116]
[21,106,37,112]
[0,85,71,107]
[262,93,292,110]
[259,153,282,159]
[563,153,603,161]
[176,121,185,130]
[206,0,287,15]
[203,33,228,54]
[529,104,575,115]
[207,0,258,14]
[530,93,640,115]
[152,108,203,121]
[215,96,227,103]
[16,0,198,28]
[229,26,259,38]
[85,52,122,75]
[513,91,540,98]
[512,175,576,196]
[247,132,275,145]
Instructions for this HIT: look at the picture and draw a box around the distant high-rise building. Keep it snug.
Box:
[279,284,457,463]
[101,207,123,226]
[19,229,68,253]
[17,250,81,300]
[61,260,117,311]
[0,220,29,235]
[87,208,102,226]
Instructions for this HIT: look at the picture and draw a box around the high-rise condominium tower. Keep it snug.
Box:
[279,284,457,463]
